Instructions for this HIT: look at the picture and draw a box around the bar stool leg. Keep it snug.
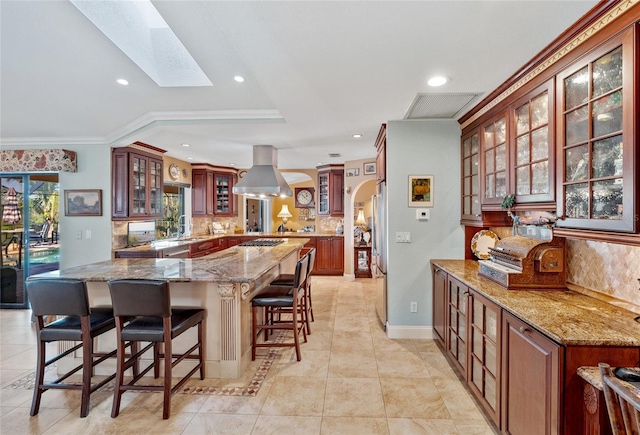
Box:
[198,321,205,380]
[111,321,126,418]
[30,334,46,416]
[80,321,92,418]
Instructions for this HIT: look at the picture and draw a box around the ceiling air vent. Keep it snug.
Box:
[328,153,341,158]
[405,93,482,119]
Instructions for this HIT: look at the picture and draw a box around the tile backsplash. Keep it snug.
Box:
[566,239,640,310]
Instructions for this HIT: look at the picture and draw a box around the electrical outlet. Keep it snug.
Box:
[75,230,82,240]
[410,302,418,313]
[85,230,92,239]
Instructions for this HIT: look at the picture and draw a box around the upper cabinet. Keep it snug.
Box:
[556,28,636,233]
[191,164,237,217]
[511,80,555,204]
[375,124,386,184]
[112,146,164,220]
[481,114,508,207]
[461,130,480,222]
[459,3,639,242]
[317,164,344,216]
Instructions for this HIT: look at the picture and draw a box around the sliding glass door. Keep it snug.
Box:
[1,174,59,308]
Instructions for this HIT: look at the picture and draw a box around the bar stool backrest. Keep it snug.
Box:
[27,278,89,317]
[306,248,316,275]
[294,255,309,290]
[107,279,171,318]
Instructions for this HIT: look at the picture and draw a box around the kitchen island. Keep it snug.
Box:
[36,238,307,379]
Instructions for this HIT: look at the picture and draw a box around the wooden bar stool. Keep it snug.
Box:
[107,279,205,420]
[599,363,640,433]
[269,247,315,334]
[26,278,118,418]
[252,254,308,361]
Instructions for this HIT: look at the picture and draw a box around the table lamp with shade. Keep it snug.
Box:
[277,204,292,232]
[355,209,369,246]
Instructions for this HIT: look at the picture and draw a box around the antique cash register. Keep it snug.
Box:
[478,226,566,290]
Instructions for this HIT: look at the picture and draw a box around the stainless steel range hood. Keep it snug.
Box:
[232,145,292,198]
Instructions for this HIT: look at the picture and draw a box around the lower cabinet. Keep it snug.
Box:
[315,237,344,275]
[502,311,561,435]
[469,289,501,426]
[431,265,447,346]
[446,276,468,378]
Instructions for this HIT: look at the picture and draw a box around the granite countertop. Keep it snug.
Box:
[115,232,342,254]
[431,259,640,347]
[37,239,307,283]
[577,366,640,397]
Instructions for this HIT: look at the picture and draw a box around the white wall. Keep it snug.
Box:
[58,145,113,268]
[386,120,464,333]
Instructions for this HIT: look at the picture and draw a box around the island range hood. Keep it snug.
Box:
[232,145,293,198]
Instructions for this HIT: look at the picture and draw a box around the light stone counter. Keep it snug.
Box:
[431,259,640,347]
[36,239,307,379]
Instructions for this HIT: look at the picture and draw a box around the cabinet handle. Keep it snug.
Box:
[519,326,530,334]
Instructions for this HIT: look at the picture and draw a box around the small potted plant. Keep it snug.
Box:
[501,193,518,235]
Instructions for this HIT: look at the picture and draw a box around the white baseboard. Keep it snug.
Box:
[385,324,434,340]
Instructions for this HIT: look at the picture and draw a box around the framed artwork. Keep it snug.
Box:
[64,189,102,216]
[345,168,359,177]
[363,162,377,175]
[408,175,433,207]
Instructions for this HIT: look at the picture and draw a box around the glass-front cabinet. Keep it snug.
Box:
[214,173,233,215]
[511,81,554,204]
[482,115,508,207]
[447,276,468,379]
[556,28,635,232]
[461,130,480,221]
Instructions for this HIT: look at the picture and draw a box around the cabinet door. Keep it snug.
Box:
[511,80,554,204]
[556,28,636,232]
[214,173,233,215]
[375,124,386,184]
[447,276,468,378]
[318,173,329,215]
[482,114,508,207]
[315,237,332,273]
[461,131,480,221]
[431,266,447,346]
[329,171,344,216]
[112,150,129,218]
[130,153,148,217]
[469,289,501,426]
[502,312,560,435]
[149,158,163,217]
[192,170,210,216]
[330,237,344,274]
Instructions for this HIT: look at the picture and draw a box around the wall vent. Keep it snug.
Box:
[405,93,482,119]
[328,153,341,158]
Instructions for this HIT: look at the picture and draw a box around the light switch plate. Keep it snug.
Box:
[395,232,411,243]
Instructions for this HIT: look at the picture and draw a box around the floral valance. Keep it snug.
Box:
[0,149,77,172]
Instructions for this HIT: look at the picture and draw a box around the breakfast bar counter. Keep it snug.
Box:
[36,239,308,379]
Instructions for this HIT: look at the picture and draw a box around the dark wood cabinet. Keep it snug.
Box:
[431,265,447,346]
[112,147,163,220]
[555,27,636,233]
[191,165,237,217]
[481,113,509,208]
[354,246,371,278]
[469,289,501,426]
[317,165,344,216]
[502,311,561,435]
[375,124,386,184]
[315,236,344,275]
[189,238,223,258]
[446,276,468,379]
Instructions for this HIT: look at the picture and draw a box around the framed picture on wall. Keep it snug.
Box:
[345,168,359,177]
[363,162,376,175]
[408,175,433,207]
[64,189,102,216]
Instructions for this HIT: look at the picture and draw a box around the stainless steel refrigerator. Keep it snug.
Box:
[372,181,387,327]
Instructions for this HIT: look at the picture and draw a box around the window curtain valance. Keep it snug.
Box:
[0,149,77,172]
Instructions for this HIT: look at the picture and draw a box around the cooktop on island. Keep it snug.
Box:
[238,239,284,247]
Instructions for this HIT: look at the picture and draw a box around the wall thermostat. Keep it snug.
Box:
[416,208,430,220]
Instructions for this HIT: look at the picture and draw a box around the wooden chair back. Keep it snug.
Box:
[599,363,640,435]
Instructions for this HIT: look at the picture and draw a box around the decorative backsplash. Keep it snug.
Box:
[566,239,640,310]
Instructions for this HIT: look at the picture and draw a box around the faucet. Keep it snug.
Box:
[177,215,192,239]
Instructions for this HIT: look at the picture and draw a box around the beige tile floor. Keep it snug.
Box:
[0,277,497,434]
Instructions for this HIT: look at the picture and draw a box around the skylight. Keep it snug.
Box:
[70,0,212,87]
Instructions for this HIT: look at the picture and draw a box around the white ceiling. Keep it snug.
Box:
[0,1,598,170]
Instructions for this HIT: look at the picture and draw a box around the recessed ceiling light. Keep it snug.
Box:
[352,134,362,139]
[228,163,236,167]
[181,143,190,147]
[186,156,194,160]
[427,76,448,87]
[117,79,129,86]
[234,75,245,83]
[316,162,324,166]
